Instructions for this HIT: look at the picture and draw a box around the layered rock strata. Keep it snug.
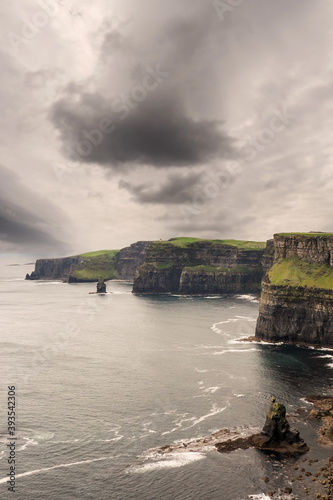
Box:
[133,240,267,294]
[255,233,333,346]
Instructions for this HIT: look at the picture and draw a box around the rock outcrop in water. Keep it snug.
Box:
[97,278,106,293]
[133,238,268,294]
[215,397,308,455]
[255,233,333,346]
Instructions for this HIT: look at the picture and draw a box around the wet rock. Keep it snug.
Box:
[255,398,309,454]
[216,397,309,456]
[97,278,106,293]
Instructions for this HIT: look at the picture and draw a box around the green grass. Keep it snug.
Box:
[184,265,255,274]
[268,258,333,290]
[79,250,119,258]
[154,237,266,250]
[275,232,333,238]
[72,250,119,281]
[156,262,172,269]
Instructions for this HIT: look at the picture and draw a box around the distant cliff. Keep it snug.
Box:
[255,233,333,346]
[26,242,152,282]
[116,241,152,280]
[27,256,82,281]
[133,238,267,294]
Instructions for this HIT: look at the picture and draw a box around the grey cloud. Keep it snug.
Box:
[50,2,237,170]
[50,89,236,168]
[119,172,203,204]
[100,31,132,61]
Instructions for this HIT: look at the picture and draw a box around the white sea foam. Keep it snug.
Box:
[202,386,220,393]
[182,404,227,430]
[235,294,259,303]
[234,394,245,398]
[130,452,205,474]
[299,397,313,406]
[0,456,112,484]
[317,353,333,368]
[19,437,39,451]
[213,348,258,355]
[195,368,209,373]
[34,281,66,285]
[162,404,227,436]
[247,495,294,500]
[247,495,272,500]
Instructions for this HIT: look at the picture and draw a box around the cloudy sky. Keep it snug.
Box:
[1,0,333,256]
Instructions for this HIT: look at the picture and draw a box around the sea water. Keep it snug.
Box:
[0,259,332,499]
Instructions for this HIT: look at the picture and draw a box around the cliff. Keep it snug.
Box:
[26,242,152,282]
[27,256,82,280]
[255,233,333,346]
[116,241,152,279]
[133,237,267,294]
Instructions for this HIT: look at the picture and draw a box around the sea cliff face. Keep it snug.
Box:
[133,239,267,294]
[116,241,152,280]
[27,242,152,282]
[27,256,82,280]
[255,233,333,346]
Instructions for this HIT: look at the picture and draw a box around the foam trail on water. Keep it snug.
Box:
[130,452,205,474]
[0,456,112,484]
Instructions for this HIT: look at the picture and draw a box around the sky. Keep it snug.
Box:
[1,0,333,256]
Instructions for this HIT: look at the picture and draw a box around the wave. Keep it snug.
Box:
[161,404,228,436]
[213,348,259,355]
[0,456,113,484]
[235,294,259,303]
[202,386,220,393]
[18,437,39,451]
[203,296,223,299]
[129,451,206,474]
[247,494,294,500]
[299,397,313,406]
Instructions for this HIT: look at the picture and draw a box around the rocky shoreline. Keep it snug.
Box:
[142,397,333,499]
[238,336,333,351]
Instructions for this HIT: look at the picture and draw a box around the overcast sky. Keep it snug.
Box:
[1,0,333,256]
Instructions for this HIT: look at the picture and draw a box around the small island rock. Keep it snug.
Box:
[97,278,106,293]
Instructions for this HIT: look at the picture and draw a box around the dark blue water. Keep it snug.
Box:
[0,260,332,499]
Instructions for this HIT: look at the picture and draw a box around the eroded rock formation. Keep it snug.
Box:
[97,278,106,293]
[216,397,308,455]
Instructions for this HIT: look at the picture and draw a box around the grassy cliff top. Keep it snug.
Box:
[73,250,119,281]
[154,237,266,250]
[275,232,333,238]
[80,250,119,258]
[268,257,333,290]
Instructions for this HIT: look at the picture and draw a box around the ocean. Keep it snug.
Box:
[0,259,332,499]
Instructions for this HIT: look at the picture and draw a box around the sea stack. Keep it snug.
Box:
[97,278,106,293]
[215,397,308,455]
[257,397,308,453]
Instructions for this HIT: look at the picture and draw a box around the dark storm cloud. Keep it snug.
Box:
[0,165,69,253]
[119,171,203,204]
[50,90,236,168]
[50,2,237,170]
